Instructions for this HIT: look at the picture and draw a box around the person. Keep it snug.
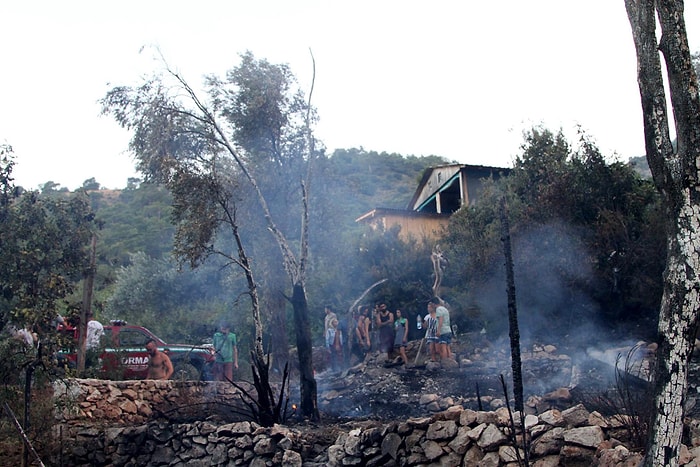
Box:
[424,303,440,362]
[146,339,174,380]
[336,312,351,368]
[213,323,239,382]
[325,318,343,372]
[354,305,372,360]
[431,297,453,361]
[375,302,394,362]
[324,305,337,336]
[14,323,37,347]
[393,309,409,365]
[86,314,104,350]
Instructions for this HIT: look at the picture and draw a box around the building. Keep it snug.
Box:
[356,163,510,242]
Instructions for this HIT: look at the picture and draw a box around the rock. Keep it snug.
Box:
[563,425,604,448]
[381,432,402,460]
[421,439,444,461]
[531,427,565,456]
[420,393,439,405]
[532,454,562,467]
[281,449,302,467]
[561,403,590,428]
[426,420,458,440]
[447,426,472,455]
[539,409,565,427]
[477,451,500,467]
[460,409,478,427]
[543,387,571,402]
[477,424,508,451]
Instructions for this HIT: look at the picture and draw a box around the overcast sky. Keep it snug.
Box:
[1,1,699,191]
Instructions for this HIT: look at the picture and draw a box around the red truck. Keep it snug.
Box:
[57,320,215,380]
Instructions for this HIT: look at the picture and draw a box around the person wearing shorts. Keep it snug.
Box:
[431,297,453,361]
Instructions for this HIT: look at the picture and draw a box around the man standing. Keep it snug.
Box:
[146,339,174,380]
[213,323,239,382]
[323,305,337,337]
[86,314,104,350]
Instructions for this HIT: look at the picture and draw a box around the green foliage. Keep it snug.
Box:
[443,126,664,341]
[94,182,175,267]
[104,252,233,344]
[0,146,99,459]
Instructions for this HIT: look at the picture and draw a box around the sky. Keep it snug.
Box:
[1,1,699,191]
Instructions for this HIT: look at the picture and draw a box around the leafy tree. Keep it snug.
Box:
[0,145,98,462]
[625,2,700,464]
[443,127,664,341]
[102,51,320,420]
[105,251,230,342]
[82,177,100,191]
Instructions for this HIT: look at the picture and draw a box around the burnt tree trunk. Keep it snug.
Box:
[500,197,524,415]
[625,1,700,465]
[291,283,319,421]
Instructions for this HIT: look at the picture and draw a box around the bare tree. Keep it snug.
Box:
[102,53,321,420]
[625,1,700,465]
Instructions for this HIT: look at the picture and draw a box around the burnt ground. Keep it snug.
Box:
[303,331,648,424]
[189,330,700,449]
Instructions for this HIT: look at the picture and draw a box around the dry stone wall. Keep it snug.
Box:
[54,379,700,466]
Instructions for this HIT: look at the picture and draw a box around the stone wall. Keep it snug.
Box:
[53,379,700,466]
[53,378,246,425]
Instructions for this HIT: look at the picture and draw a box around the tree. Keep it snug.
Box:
[625,1,700,465]
[102,51,321,420]
[0,146,98,463]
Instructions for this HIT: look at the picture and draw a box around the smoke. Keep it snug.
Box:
[473,220,604,347]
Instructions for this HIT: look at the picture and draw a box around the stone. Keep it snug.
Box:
[421,439,444,461]
[467,423,487,441]
[447,426,471,454]
[420,393,439,405]
[460,409,478,427]
[327,444,346,466]
[344,432,363,457]
[588,410,609,428]
[531,454,561,467]
[282,449,303,467]
[538,409,565,427]
[561,403,590,428]
[426,420,458,440]
[463,445,484,465]
[476,411,501,425]
[477,423,508,451]
[543,387,571,402]
[253,437,276,455]
[560,444,596,464]
[531,427,564,456]
[477,451,500,467]
[524,414,539,430]
[381,433,402,460]
[563,425,604,448]
[498,445,525,463]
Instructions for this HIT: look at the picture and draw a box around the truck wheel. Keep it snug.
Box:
[173,361,200,381]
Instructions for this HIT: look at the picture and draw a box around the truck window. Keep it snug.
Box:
[118,329,150,347]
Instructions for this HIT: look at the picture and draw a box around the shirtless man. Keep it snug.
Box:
[145,339,174,380]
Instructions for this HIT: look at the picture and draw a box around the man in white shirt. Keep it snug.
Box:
[86,315,104,350]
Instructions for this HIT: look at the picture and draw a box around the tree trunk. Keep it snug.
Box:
[500,197,524,415]
[76,234,96,373]
[291,283,319,420]
[625,1,700,465]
